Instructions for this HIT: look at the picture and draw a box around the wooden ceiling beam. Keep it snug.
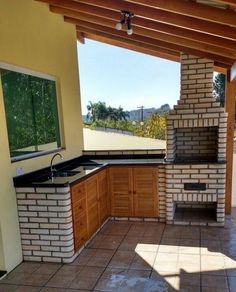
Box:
[214,0,236,5]
[81,32,180,62]
[124,0,236,27]
[37,0,236,40]
[69,18,236,61]
[75,24,234,67]
[50,6,236,51]
[64,16,236,60]
[77,32,85,44]
[75,0,236,40]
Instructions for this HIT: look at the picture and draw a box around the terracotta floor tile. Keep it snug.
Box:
[94,268,126,291]
[201,288,229,292]
[162,225,185,239]
[108,250,136,269]
[201,255,225,276]
[15,286,41,292]
[224,256,236,276]
[69,266,104,290]
[69,277,98,290]
[87,235,108,249]
[11,262,41,274]
[45,274,76,288]
[134,242,159,253]
[177,254,200,273]
[200,239,223,256]
[94,268,153,292]
[201,275,228,289]
[201,227,225,241]
[129,251,156,271]
[126,269,151,278]
[118,275,164,292]
[119,235,160,252]
[99,221,131,236]
[70,249,96,265]
[5,220,236,291]
[40,288,67,292]
[55,265,84,277]
[178,271,200,287]
[118,236,144,251]
[143,225,164,238]
[180,226,201,240]
[159,238,180,253]
[150,271,177,290]
[34,263,62,275]
[2,273,51,286]
[177,285,200,292]
[0,284,18,292]
[97,235,124,250]
[179,239,200,254]
[227,276,236,292]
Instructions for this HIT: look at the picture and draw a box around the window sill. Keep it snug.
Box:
[11,147,65,163]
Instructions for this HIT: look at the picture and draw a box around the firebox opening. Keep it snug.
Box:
[174,126,218,163]
[174,202,217,223]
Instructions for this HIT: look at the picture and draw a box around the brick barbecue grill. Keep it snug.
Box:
[165,53,227,226]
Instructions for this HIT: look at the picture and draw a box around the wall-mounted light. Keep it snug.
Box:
[115,10,134,35]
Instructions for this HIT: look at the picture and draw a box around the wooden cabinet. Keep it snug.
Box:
[71,182,88,251]
[97,169,110,225]
[71,165,158,251]
[109,167,133,217]
[109,166,158,218]
[86,175,99,237]
[133,167,158,217]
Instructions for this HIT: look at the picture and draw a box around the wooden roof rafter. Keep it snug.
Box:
[64,17,236,60]
[36,0,236,70]
[38,0,236,40]
[96,0,236,27]
[50,6,236,51]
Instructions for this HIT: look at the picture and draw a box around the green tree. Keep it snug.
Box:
[87,101,108,121]
[134,113,167,140]
[213,73,225,106]
[87,101,129,122]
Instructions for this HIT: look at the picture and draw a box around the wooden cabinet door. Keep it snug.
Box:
[133,167,158,218]
[98,169,109,225]
[109,167,133,217]
[71,182,88,251]
[86,175,99,237]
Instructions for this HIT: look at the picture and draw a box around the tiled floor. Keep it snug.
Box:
[2,211,236,291]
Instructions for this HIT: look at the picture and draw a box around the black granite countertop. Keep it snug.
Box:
[13,154,165,188]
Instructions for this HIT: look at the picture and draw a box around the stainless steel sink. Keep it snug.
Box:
[54,170,80,177]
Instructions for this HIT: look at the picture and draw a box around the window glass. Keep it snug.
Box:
[1,68,61,160]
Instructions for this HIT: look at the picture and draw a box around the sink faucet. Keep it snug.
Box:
[50,153,63,179]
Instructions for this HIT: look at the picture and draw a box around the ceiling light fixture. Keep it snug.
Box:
[115,10,134,35]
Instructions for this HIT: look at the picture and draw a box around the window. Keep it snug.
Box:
[0,66,62,161]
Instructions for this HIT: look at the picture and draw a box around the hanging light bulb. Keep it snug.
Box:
[115,22,123,30]
[127,28,133,35]
[115,12,126,31]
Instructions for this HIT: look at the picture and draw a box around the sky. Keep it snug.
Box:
[77,39,180,115]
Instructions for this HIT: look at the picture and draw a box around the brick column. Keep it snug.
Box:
[16,186,77,263]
